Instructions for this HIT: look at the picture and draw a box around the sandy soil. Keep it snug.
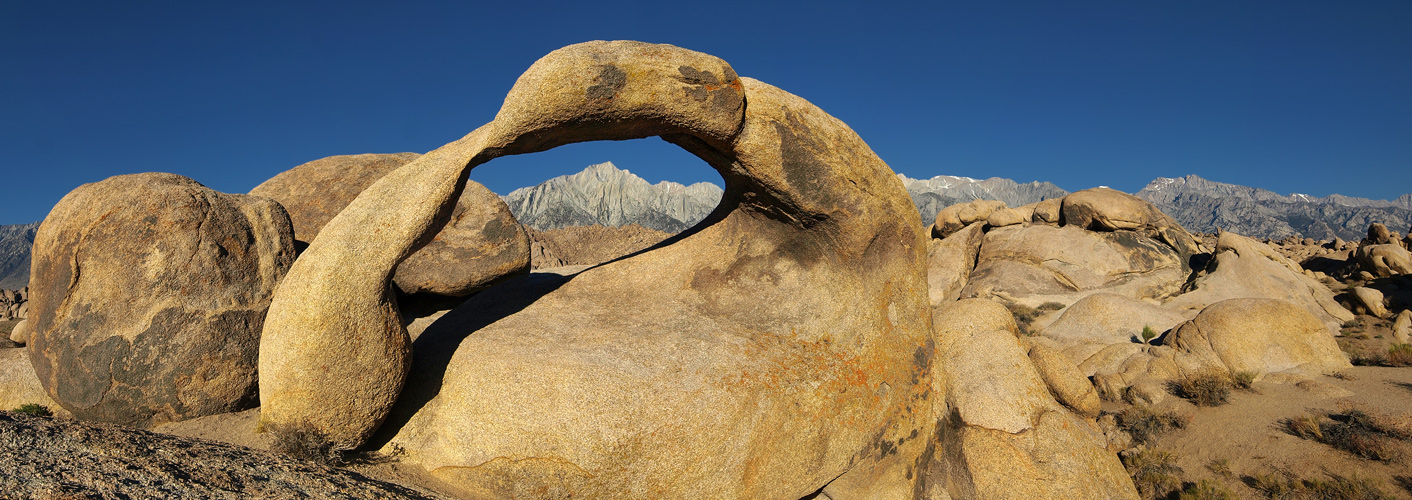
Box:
[1144,366,1412,499]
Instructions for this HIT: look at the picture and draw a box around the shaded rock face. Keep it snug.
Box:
[28,173,295,427]
[251,153,531,297]
[261,41,933,499]
[1168,231,1354,333]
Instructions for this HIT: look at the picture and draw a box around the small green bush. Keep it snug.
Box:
[1141,325,1158,344]
[12,404,53,417]
[1172,372,1232,407]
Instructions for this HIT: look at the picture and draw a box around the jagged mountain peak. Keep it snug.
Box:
[501,162,724,233]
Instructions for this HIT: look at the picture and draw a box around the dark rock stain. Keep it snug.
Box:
[585,65,627,100]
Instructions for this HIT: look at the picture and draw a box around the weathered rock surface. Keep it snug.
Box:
[251,153,422,241]
[926,222,984,306]
[1168,231,1354,333]
[251,153,531,297]
[928,300,1137,500]
[1168,298,1350,376]
[1038,293,1190,347]
[900,174,1067,226]
[0,348,69,418]
[932,199,1006,238]
[264,41,934,500]
[524,224,672,270]
[1367,222,1396,245]
[1350,286,1388,317]
[0,411,443,499]
[8,319,27,344]
[960,224,1189,306]
[1394,309,1411,344]
[1355,243,1412,277]
[28,173,295,427]
[1027,343,1102,417]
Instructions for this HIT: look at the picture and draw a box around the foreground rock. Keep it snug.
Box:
[0,348,68,418]
[0,411,443,499]
[27,173,296,427]
[251,153,531,297]
[263,40,935,498]
[928,300,1136,500]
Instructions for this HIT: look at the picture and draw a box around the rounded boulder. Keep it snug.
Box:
[27,173,296,427]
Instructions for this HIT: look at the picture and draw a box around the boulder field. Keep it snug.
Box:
[3,40,1408,500]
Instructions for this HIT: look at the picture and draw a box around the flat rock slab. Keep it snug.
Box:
[0,411,446,499]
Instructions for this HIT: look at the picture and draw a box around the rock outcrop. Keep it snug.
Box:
[27,173,296,427]
[928,300,1137,500]
[251,153,532,297]
[1168,231,1354,333]
[1167,298,1350,376]
[262,41,934,500]
[899,174,1068,225]
[524,224,672,270]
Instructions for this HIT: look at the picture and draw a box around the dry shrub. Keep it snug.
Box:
[1123,448,1183,500]
[1205,458,1233,478]
[1178,479,1236,500]
[1172,371,1233,407]
[1286,414,1324,441]
[1289,405,1408,462]
[1118,406,1191,445]
[267,421,348,466]
[1246,471,1393,500]
[1388,344,1412,367]
[1230,370,1258,390]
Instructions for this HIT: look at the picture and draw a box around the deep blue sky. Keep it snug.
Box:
[3,1,1410,225]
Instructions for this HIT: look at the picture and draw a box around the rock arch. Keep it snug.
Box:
[259,41,933,498]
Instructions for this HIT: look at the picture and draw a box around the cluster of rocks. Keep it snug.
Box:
[0,41,1406,500]
[0,287,25,321]
[922,187,1367,454]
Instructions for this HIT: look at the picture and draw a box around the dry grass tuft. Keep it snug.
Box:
[1123,448,1183,500]
[1177,479,1236,500]
[1118,406,1191,446]
[266,421,348,466]
[1246,470,1395,500]
[11,404,53,417]
[1387,344,1412,367]
[1172,371,1233,407]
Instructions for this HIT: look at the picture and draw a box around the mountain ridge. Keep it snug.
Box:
[1136,174,1412,240]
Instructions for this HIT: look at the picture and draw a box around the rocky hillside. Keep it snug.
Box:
[501,162,723,233]
[898,174,1069,223]
[1137,175,1412,240]
[0,223,38,289]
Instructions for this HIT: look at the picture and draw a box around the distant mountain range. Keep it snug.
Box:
[1136,175,1412,240]
[0,222,39,289]
[3,165,1408,290]
[501,162,723,234]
